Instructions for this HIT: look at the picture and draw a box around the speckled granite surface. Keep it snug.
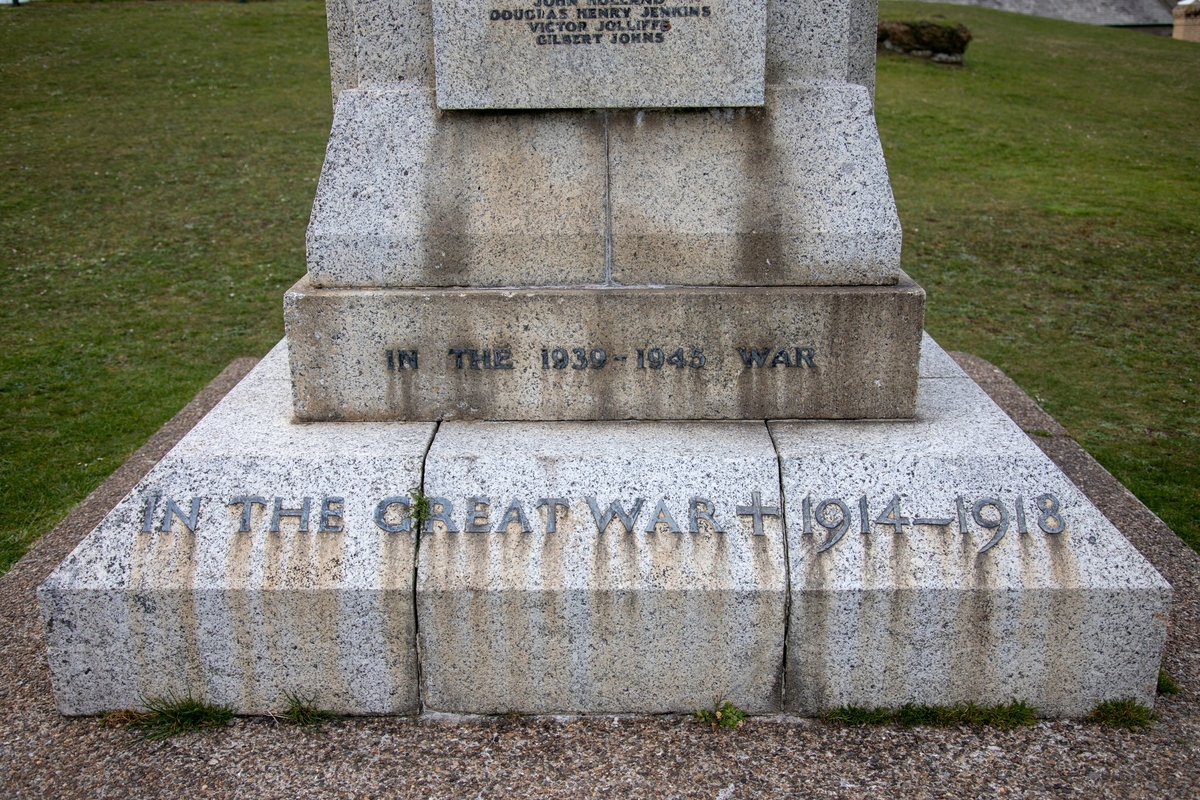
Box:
[1,352,1197,798]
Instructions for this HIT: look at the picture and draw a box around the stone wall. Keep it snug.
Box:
[911,0,1173,27]
[1176,2,1200,40]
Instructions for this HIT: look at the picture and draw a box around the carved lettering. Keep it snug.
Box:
[270,496,311,533]
[159,496,201,533]
[375,496,412,533]
[689,497,723,534]
[387,349,419,370]
[801,493,1068,555]
[423,497,460,533]
[141,493,160,533]
[229,495,267,533]
[644,498,682,533]
[587,496,644,534]
[466,496,492,532]
[536,497,569,533]
[319,496,345,534]
[496,498,534,533]
[738,346,816,368]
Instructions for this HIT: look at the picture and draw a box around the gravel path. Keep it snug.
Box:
[1,354,1196,799]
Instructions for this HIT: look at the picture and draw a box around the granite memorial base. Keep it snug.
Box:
[39,335,1170,717]
[304,84,902,290]
[284,275,926,422]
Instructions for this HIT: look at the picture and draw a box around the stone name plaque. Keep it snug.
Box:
[431,0,767,109]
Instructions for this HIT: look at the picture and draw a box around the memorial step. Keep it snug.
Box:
[38,335,1170,717]
[283,275,926,422]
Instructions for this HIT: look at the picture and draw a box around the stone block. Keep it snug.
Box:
[770,338,1171,716]
[283,274,925,421]
[326,0,359,101]
[38,343,436,715]
[328,0,437,97]
[328,0,883,98]
[417,420,786,714]
[1176,4,1200,42]
[306,88,607,288]
[431,0,767,109]
[765,0,878,94]
[608,83,901,286]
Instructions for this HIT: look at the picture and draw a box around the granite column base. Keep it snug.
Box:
[39,336,1170,717]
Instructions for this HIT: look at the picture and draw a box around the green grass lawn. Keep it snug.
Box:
[0,0,1197,572]
[0,0,331,571]
[877,1,1200,553]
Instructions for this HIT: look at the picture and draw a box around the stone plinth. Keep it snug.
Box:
[307,89,607,289]
[38,344,435,716]
[608,83,900,286]
[431,0,767,110]
[772,337,1172,716]
[305,83,901,290]
[283,275,926,422]
[39,335,1172,717]
[417,420,787,714]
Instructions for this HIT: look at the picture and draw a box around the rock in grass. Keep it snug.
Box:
[878,21,973,64]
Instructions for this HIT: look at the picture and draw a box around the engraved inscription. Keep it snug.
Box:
[141,494,202,533]
[736,347,815,368]
[383,344,815,373]
[136,490,1070,559]
[800,492,1068,557]
[448,347,515,370]
[486,0,714,48]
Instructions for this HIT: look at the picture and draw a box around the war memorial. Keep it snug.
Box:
[38,0,1171,719]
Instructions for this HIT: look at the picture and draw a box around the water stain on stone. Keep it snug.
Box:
[736,106,785,285]
[224,512,256,710]
[381,526,417,711]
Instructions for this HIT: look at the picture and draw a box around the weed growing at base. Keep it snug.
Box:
[695,701,747,730]
[104,692,234,740]
[1158,670,1180,696]
[1088,698,1156,729]
[282,690,334,726]
[821,701,1038,728]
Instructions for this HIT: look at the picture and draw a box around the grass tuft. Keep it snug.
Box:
[409,488,432,532]
[111,691,234,740]
[282,690,333,726]
[822,700,1037,728]
[694,701,747,730]
[819,706,894,726]
[1088,698,1156,729]
[1157,669,1180,696]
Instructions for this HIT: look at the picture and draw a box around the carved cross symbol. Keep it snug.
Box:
[736,491,779,536]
